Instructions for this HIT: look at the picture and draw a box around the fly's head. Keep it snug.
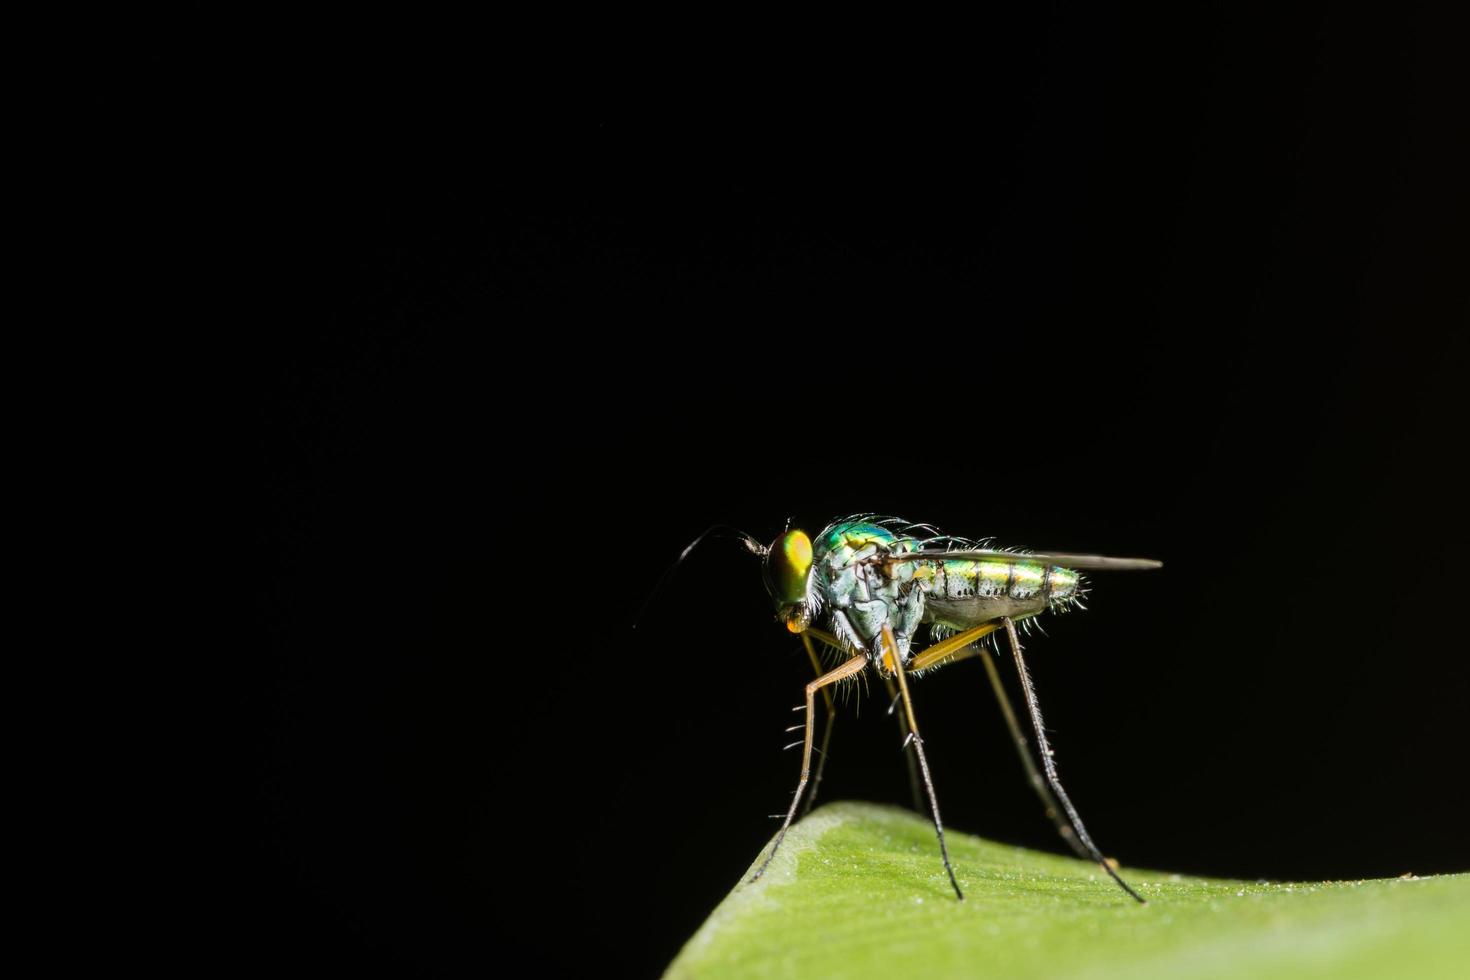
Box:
[762,528,813,633]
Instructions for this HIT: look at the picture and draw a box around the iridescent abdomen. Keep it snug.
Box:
[919,559,1082,631]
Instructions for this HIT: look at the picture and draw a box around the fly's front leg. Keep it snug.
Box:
[798,632,837,818]
[800,625,917,813]
[750,653,868,883]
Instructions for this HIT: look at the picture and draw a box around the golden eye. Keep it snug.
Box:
[763,529,812,605]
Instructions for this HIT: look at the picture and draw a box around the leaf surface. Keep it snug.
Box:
[666,802,1469,979]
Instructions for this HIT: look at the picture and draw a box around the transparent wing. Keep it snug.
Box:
[894,549,1162,571]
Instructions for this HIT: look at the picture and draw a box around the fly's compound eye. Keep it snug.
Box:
[763,529,813,630]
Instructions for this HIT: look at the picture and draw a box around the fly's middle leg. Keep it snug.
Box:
[884,625,965,901]
[879,670,924,813]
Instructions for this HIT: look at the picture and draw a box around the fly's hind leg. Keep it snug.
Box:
[906,622,1000,671]
[751,652,867,882]
[974,641,1091,862]
[910,621,1091,862]
[999,616,1146,904]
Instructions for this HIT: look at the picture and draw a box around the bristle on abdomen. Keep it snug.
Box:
[1043,565,1085,607]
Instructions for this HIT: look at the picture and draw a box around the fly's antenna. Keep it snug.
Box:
[631,524,767,630]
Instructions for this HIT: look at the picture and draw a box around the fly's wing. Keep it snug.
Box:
[894,549,1162,571]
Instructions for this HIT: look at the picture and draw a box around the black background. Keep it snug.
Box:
[259,9,1466,978]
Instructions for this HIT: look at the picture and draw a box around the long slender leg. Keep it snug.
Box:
[907,622,1001,671]
[802,627,921,811]
[798,632,838,817]
[1001,616,1146,904]
[901,625,1076,851]
[901,624,1087,856]
[975,644,1091,861]
[879,671,925,812]
[751,653,868,882]
[885,626,964,900]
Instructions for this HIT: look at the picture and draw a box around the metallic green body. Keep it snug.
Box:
[805,517,1084,667]
[750,514,1158,905]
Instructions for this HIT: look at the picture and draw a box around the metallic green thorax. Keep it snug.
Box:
[804,517,1085,666]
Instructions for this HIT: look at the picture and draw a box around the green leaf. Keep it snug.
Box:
[666,802,1469,980]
